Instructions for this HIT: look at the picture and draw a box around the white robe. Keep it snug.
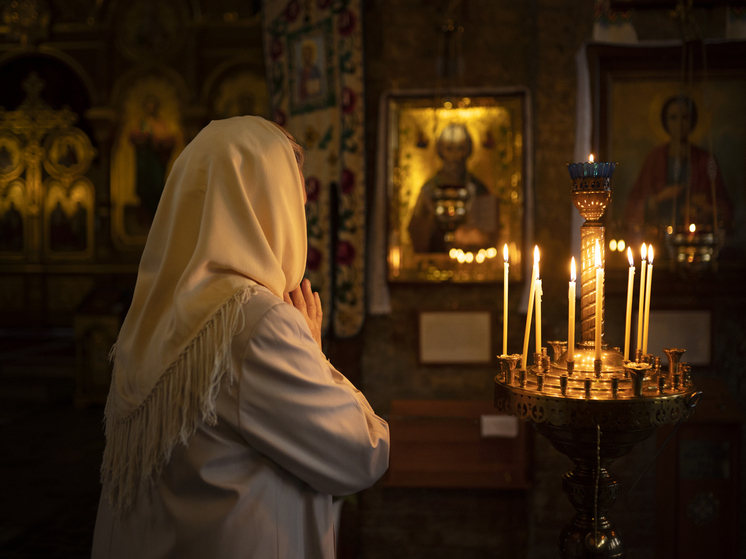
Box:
[92,287,390,558]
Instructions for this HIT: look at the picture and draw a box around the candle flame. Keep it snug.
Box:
[589,154,594,163]
[689,223,696,233]
[571,257,576,282]
[503,243,509,263]
[533,245,540,264]
[627,246,634,267]
[641,242,647,261]
[648,246,654,265]
[594,239,601,268]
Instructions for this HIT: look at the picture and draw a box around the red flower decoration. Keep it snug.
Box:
[336,240,356,266]
[340,168,355,194]
[307,246,322,271]
[305,176,321,202]
[270,38,283,61]
[337,9,356,36]
[285,0,300,22]
[273,109,286,126]
[342,87,356,114]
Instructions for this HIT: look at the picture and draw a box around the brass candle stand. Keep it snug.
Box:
[494,163,700,558]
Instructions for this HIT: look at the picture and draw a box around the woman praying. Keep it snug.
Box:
[92,116,389,559]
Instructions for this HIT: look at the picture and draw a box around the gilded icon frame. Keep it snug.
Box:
[385,88,530,283]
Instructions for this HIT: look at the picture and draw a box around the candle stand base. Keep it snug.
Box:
[537,423,656,558]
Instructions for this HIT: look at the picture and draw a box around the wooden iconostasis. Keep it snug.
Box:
[0,0,267,327]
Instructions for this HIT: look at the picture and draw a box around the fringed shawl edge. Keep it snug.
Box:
[100,285,255,513]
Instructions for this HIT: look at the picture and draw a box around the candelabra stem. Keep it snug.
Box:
[580,220,605,344]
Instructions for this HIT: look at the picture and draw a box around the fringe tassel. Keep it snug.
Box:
[101,286,254,513]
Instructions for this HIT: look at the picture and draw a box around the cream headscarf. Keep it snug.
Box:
[102,116,307,512]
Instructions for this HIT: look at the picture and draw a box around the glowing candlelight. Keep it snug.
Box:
[535,269,542,355]
[589,154,594,163]
[503,244,509,356]
[636,243,647,353]
[642,247,654,355]
[624,247,635,361]
[568,257,576,363]
[522,246,539,369]
[594,240,603,361]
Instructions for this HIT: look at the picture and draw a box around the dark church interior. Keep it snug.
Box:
[1,0,744,557]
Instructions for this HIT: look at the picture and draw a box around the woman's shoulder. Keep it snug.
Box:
[240,284,303,336]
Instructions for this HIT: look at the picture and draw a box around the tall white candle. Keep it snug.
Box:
[642,247,654,355]
[535,272,542,355]
[568,257,576,362]
[503,244,509,356]
[595,240,603,361]
[624,247,635,361]
[636,243,647,353]
[522,246,539,369]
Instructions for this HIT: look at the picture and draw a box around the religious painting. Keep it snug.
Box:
[111,75,185,247]
[590,42,746,270]
[386,90,529,282]
[0,133,26,258]
[114,0,189,61]
[42,126,97,259]
[286,20,336,116]
[44,180,94,258]
[211,69,270,120]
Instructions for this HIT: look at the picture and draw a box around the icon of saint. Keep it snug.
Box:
[623,94,732,236]
[408,123,500,253]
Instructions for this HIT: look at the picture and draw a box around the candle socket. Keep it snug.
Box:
[533,352,543,369]
[611,377,619,398]
[584,378,592,399]
[623,363,651,397]
[518,369,526,388]
[497,354,521,386]
[560,374,568,395]
[542,355,551,373]
[594,359,602,378]
[653,356,661,374]
[681,364,692,386]
[567,360,575,377]
[658,376,666,394]
[663,348,686,383]
[536,374,545,391]
[548,341,567,363]
[673,373,681,391]
[635,348,643,363]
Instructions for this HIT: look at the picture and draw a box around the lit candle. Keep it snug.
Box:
[503,244,509,356]
[624,247,635,361]
[636,243,647,353]
[642,247,654,355]
[522,246,539,369]
[535,270,542,355]
[568,257,576,362]
[594,240,603,361]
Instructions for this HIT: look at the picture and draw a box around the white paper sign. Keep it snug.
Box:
[480,415,519,438]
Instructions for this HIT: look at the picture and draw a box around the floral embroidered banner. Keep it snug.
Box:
[263,0,365,338]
